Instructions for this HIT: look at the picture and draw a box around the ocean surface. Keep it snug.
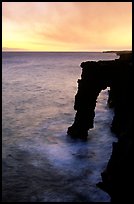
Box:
[2,52,119,202]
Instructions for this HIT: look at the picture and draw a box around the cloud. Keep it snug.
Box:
[2,2,132,51]
[2,47,29,51]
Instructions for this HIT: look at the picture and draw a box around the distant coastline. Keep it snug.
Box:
[103,50,132,56]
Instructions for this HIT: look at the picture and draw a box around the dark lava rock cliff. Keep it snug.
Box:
[67,51,133,202]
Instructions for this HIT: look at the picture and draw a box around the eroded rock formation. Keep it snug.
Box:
[67,52,132,139]
[67,52,133,202]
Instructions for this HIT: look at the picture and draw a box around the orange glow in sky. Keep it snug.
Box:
[2,2,132,51]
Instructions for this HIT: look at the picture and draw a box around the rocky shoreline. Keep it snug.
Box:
[67,51,133,202]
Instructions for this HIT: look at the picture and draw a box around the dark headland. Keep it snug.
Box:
[67,50,133,202]
[103,50,132,54]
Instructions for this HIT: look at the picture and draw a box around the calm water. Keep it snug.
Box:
[2,52,118,202]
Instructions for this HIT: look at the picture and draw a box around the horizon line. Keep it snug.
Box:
[2,49,132,53]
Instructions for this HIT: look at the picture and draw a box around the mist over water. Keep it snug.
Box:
[2,52,118,202]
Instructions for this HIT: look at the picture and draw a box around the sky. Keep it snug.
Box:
[2,2,132,52]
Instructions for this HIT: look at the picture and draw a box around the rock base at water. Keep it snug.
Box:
[96,124,133,202]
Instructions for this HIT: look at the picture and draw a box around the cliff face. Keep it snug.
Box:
[67,52,132,139]
[67,52,133,201]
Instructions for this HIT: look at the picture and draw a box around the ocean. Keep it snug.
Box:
[2,52,119,202]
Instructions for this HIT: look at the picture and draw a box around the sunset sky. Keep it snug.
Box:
[2,2,132,52]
